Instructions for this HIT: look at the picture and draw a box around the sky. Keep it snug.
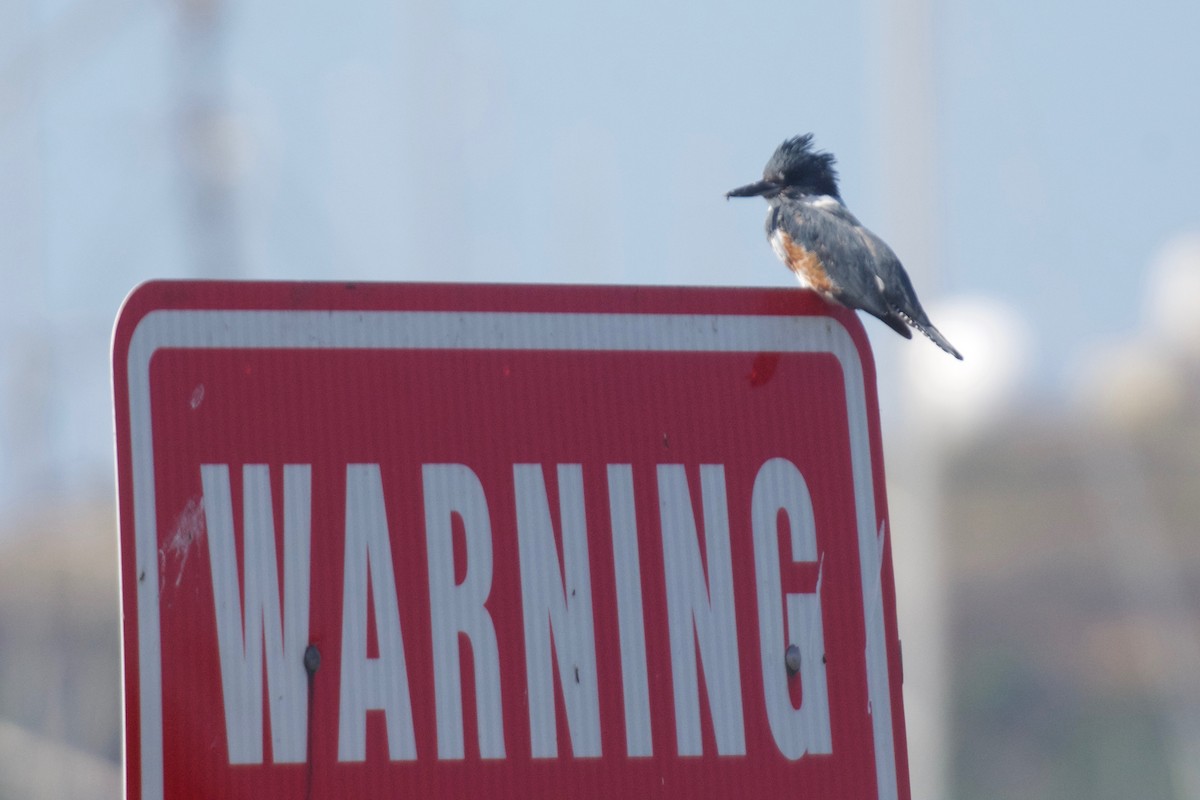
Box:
[1,0,1199,510]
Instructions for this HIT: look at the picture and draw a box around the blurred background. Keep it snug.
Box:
[2,0,1200,796]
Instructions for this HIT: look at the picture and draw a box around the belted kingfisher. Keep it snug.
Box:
[727,134,962,359]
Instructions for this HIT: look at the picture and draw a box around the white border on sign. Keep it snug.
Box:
[125,310,899,800]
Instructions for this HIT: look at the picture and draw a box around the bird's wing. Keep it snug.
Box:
[852,225,934,326]
[775,200,912,338]
[854,224,964,359]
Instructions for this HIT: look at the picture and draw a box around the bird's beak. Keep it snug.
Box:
[725,179,777,199]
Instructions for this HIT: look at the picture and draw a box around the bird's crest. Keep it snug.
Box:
[765,134,840,198]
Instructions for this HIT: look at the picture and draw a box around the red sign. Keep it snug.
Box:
[112,281,910,799]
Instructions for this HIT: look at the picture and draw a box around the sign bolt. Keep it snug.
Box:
[785,644,801,676]
[304,644,322,676]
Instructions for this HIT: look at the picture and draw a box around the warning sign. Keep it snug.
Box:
[112,281,910,799]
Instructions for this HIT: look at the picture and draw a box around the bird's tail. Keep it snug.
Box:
[891,306,962,359]
[912,320,963,360]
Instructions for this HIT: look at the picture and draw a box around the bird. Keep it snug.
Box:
[726,134,962,359]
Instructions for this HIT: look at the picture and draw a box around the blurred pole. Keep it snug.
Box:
[0,0,55,512]
[395,1,462,277]
[875,0,949,797]
[175,0,240,278]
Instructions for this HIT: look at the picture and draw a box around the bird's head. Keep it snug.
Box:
[726,133,841,201]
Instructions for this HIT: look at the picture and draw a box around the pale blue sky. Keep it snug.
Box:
[1,0,1198,510]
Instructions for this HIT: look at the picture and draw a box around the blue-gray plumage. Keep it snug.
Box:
[727,134,962,360]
